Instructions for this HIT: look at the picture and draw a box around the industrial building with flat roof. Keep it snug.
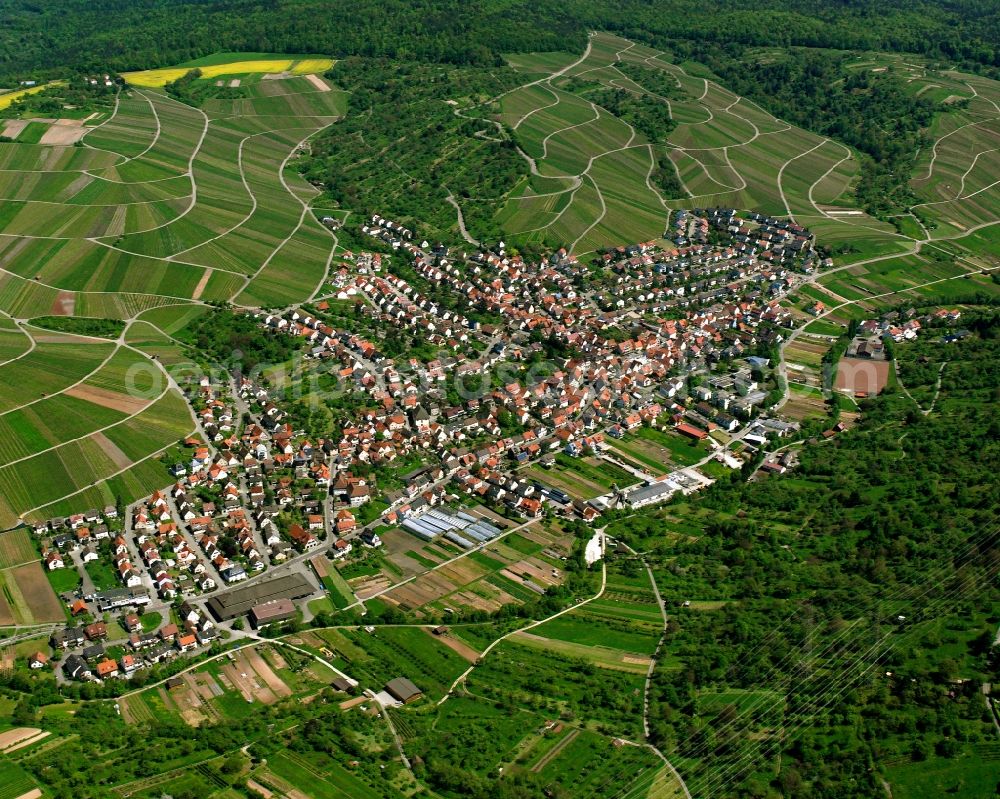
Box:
[205,573,314,621]
[624,479,679,509]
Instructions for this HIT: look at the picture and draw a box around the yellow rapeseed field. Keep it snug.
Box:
[289,59,335,74]
[123,58,334,87]
[0,81,65,110]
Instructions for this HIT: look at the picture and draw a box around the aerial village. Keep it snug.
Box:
[21,205,946,685]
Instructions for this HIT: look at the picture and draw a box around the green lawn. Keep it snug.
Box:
[84,557,119,591]
[634,425,709,466]
[501,533,544,556]
[886,746,1000,799]
[46,566,81,594]
[140,610,162,632]
[530,610,660,654]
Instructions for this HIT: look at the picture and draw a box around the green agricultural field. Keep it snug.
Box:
[319,626,469,700]
[526,726,668,798]
[0,58,350,522]
[0,339,114,413]
[0,759,40,799]
[885,745,1000,799]
[530,607,660,654]
[261,749,382,799]
[0,529,37,569]
[467,638,648,738]
[481,32,962,265]
[323,568,355,609]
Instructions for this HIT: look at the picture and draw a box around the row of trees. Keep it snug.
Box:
[7,0,1000,84]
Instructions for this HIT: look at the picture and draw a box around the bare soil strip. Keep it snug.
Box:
[50,291,75,316]
[305,74,331,92]
[0,727,44,751]
[1,120,29,138]
[191,267,212,301]
[424,627,480,662]
[65,384,150,414]
[11,563,64,621]
[39,121,88,145]
[4,730,50,753]
[245,780,273,798]
[91,431,133,469]
[246,647,291,698]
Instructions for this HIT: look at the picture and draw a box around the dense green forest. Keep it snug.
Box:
[178,306,302,372]
[4,0,1000,86]
[607,308,1000,796]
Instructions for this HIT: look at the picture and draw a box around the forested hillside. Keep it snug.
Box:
[3,0,1000,84]
[614,307,1000,796]
[301,57,526,242]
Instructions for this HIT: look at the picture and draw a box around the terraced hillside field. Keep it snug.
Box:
[444,31,1000,284]
[484,32,913,261]
[0,58,347,525]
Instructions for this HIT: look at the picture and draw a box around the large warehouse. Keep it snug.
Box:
[205,573,315,621]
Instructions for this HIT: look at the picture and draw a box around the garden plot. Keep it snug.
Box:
[217,647,291,711]
[782,383,830,422]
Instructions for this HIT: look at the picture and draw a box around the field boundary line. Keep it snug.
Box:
[437,556,608,705]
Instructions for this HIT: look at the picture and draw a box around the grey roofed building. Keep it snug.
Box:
[81,644,105,662]
[63,654,90,680]
[624,480,677,508]
[249,598,296,627]
[95,587,150,611]
[205,573,315,620]
[385,676,422,703]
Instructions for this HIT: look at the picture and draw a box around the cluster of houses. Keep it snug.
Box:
[846,308,964,359]
[35,507,119,572]
[15,210,847,684]
[50,601,217,683]
[30,208,821,654]
[360,213,414,249]
[672,208,818,269]
[237,210,827,522]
